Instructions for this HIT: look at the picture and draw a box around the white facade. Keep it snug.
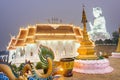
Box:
[9,40,79,65]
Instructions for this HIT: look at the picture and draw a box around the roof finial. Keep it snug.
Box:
[9,33,15,38]
[81,5,87,23]
[47,17,63,24]
[82,4,85,8]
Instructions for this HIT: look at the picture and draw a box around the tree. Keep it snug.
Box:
[104,39,113,44]
[112,31,119,45]
[95,39,104,44]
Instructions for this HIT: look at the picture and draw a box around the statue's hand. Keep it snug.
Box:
[89,22,93,29]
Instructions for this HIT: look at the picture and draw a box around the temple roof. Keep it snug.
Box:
[25,26,35,44]
[17,28,28,40]
[27,26,36,36]
[35,24,74,34]
[35,24,77,40]
[14,40,25,47]
[73,27,83,41]
[14,28,27,47]
[7,23,83,49]
[73,27,83,36]
[7,36,16,50]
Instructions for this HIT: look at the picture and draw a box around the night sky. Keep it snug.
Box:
[0,0,120,50]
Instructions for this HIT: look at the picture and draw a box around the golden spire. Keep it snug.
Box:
[76,5,97,59]
[116,27,120,52]
[119,27,120,34]
[81,5,87,23]
[81,5,89,41]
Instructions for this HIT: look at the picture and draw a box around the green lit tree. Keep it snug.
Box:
[104,39,113,44]
[112,31,119,45]
[95,39,104,44]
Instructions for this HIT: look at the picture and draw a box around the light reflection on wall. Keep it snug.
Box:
[9,40,79,64]
[38,40,79,61]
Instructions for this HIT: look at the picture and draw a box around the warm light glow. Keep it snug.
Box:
[35,33,75,35]
[60,68,64,72]
[37,40,79,61]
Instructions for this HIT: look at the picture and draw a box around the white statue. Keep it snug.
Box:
[89,7,110,41]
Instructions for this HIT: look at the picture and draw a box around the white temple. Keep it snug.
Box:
[7,24,84,65]
[89,7,110,41]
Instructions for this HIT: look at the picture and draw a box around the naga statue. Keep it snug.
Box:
[0,45,54,80]
[0,61,32,80]
[31,45,54,80]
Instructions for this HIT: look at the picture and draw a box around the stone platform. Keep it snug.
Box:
[73,58,113,74]
[111,52,120,58]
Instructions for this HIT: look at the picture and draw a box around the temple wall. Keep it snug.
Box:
[95,45,116,56]
[37,40,79,61]
[9,40,80,64]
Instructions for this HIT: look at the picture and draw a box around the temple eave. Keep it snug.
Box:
[7,47,16,50]
[35,35,76,40]
[36,30,74,34]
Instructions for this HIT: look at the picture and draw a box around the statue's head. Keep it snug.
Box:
[93,7,102,18]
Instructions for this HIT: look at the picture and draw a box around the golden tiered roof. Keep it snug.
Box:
[35,24,77,40]
[7,36,16,50]
[14,28,27,47]
[73,27,83,41]
[7,23,84,50]
[25,26,36,44]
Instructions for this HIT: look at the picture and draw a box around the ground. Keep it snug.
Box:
[55,45,120,80]
[64,57,120,80]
